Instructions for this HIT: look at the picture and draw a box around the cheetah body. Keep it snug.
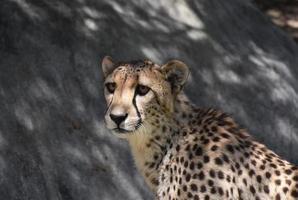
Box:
[157,103,298,200]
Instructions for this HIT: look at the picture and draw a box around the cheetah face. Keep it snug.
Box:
[101,56,189,136]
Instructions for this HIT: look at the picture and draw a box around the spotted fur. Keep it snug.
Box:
[101,56,298,200]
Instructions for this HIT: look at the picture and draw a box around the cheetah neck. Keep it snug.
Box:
[127,120,179,191]
[173,92,197,123]
[126,92,193,191]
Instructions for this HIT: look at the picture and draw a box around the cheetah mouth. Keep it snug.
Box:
[113,127,132,134]
[113,121,142,134]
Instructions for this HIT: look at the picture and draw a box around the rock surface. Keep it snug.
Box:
[0,0,298,199]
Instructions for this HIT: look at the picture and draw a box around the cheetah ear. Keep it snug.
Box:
[101,56,116,78]
[161,60,189,94]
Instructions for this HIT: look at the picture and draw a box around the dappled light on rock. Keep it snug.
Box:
[0,0,298,199]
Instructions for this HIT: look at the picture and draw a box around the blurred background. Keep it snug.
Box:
[0,0,298,199]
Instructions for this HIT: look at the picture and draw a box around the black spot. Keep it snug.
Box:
[222,154,229,163]
[180,156,184,163]
[218,171,224,179]
[222,133,230,139]
[201,185,206,193]
[235,162,240,169]
[197,162,203,169]
[211,126,217,132]
[265,172,271,179]
[203,155,210,163]
[188,153,193,160]
[183,185,187,192]
[211,145,218,151]
[203,139,210,145]
[283,187,289,194]
[251,159,257,166]
[256,175,262,183]
[260,165,265,170]
[148,163,155,169]
[185,173,191,182]
[264,185,270,194]
[227,175,231,182]
[285,169,292,175]
[198,171,205,180]
[215,157,223,165]
[208,179,214,186]
[275,179,281,185]
[190,184,198,191]
[213,137,220,142]
[211,187,217,194]
[209,170,215,178]
[184,161,189,168]
[270,163,277,169]
[243,178,247,186]
[291,190,298,197]
[185,144,191,151]
[249,169,255,177]
[189,162,195,170]
[238,170,243,175]
[286,179,292,185]
[195,147,203,156]
[176,145,180,152]
[218,187,224,196]
[177,189,181,196]
[244,152,250,158]
[238,188,243,197]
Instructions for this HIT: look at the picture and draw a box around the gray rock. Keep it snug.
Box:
[0,0,297,199]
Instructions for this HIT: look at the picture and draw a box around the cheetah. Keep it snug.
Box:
[101,56,298,200]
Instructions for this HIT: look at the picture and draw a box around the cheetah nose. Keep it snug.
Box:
[110,113,128,126]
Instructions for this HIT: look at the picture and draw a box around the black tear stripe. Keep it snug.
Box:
[132,75,142,126]
[121,74,128,92]
[152,90,161,106]
[104,96,113,115]
[133,89,142,127]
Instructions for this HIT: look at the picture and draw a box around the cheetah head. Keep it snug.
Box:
[101,56,189,136]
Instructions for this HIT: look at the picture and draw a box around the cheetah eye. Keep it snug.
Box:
[105,82,116,93]
[136,84,150,96]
